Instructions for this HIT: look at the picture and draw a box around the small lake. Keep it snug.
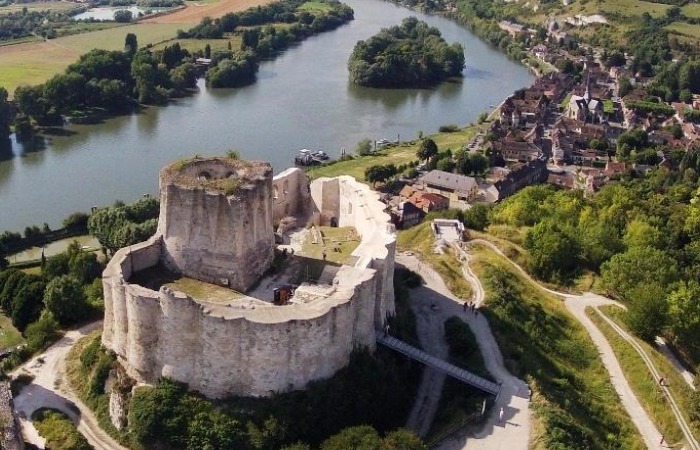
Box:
[72,6,170,20]
[1,0,534,232]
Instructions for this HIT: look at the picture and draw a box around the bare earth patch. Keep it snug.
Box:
[143,0,278,24]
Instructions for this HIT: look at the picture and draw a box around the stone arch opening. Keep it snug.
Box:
[273,185,279,199]
[198,171,212,181]
[330,217,338,227]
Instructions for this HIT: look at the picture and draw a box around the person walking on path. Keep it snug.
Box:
[499,407,505,425]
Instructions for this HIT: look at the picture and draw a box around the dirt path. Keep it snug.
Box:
[12,322,129,450]
[565,295,663,449]
[397,253,531,450]
[469,238,699,450]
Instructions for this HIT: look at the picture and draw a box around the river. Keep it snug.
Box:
[0,0,533,232]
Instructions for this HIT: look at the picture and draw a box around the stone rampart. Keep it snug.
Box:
[102,240,379,397]
[102,162,396,398]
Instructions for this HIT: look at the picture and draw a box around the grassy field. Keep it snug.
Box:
[0,23,182,95]
[307,126,478,182]
[667,22,700,40]
[143,0,273,24]
[586,306,688,445]
[0,313,24,350]
[0,1,78,14]
[397,222,473,300]
[151,35,242,53]
[682,3,700,19]
[298,1,333,13]
[470,243,645,450]
[596,306,700,440]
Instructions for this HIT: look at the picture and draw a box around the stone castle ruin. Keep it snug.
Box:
[102,156,396,400]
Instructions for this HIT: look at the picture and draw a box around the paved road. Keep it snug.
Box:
[397,253,531,450]
[12,322,129,450]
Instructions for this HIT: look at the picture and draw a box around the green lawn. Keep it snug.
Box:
[0,313,24,351]
[307,126,478,182]
[470,243,645,450]
[597,0,670,18]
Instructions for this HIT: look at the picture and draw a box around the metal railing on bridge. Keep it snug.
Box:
[376,333,501,396]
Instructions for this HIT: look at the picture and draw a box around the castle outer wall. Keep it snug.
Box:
[102,170,395,398]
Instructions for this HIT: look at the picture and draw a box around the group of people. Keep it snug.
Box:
[463,300,479,317]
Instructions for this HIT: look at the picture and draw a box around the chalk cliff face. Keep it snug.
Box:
[102,159,396,399]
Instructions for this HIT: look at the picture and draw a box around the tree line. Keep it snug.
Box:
[7,34,197,131]
[348,17,464,88]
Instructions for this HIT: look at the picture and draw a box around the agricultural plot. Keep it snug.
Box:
[0,23,182,95]
[0,1,77,14]
[143,0,275,24]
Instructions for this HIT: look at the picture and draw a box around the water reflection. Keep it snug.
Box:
[0,137,12,162]
[0,0,533,232]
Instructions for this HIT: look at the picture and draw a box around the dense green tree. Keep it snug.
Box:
[124,32,138,56]
[348,17,464,88]
[667,281,700,354]
[11,280,46,332]
[0,269,27,313]
[416,138,438,162]
[356,138,373,156]
[186,410,248,450]
[627,283,668,342]
[524,219,581,282]
[205,51,259,88]
[0,87,10,139]
[600,247,679,299]
[320,426,383,450]
[382,429,427,450]
[43,275,88,325]
[25,310,60,352]
[623,219,663,250]
[42,252,71,280]
[114,9,133,23]
[462,204,490,231]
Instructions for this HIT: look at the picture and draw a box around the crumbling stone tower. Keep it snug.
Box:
[157,157,275,292]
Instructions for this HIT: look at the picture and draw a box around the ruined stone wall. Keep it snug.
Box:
[310,177,396,325]
[102,164,396,399]
[271,168,312,223]
[157,159,275,292]
[102,239,379,398]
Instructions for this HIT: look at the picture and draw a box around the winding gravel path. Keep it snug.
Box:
[469,238,699,450]
[397,252,531,450]
[12,322,129,450]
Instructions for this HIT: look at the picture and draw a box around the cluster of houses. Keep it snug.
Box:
[386,22,700,229]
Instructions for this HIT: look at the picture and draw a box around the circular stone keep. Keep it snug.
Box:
[157,157,275,292]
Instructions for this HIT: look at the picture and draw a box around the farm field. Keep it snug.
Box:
[597,0,669,18]
[0,23,182,95]
[150,35,243,52]
[682,2,700,19]
[667,22,700,40]
[0,1,79,14]
[143,0,275,24]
